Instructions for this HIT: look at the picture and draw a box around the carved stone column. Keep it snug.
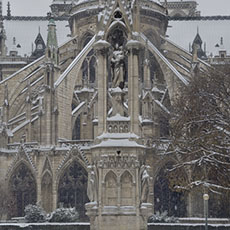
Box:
[127,40,142,136]
[94,40,110,136]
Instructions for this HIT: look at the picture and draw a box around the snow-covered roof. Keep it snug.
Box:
[4,19,70,57]
[167,18,230,56]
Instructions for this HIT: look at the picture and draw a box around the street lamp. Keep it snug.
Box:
[203,193,209,230]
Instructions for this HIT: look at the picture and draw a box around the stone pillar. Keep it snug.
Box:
[41,65,59,146]
[37,176,42,205]
[53,180,58,210]
[93,40,110,136]
[127,40,142,136]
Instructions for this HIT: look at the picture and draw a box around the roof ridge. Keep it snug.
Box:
[169,15,230,21]
[3,16,69,21]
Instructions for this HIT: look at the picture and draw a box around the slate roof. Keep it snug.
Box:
[2,15,230,59]
[167,17,230,56]
[4,18,70,57]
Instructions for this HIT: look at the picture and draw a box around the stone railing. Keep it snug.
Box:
[58,139,94,147]
[7,142,39,150]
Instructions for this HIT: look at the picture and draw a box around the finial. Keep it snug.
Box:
[7,1,11,17]
[197,26,199,35]
[220,37,223,46]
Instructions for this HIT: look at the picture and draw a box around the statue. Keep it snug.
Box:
[140,165,150,203]
[87,165,98,202]
[111,43,125,88]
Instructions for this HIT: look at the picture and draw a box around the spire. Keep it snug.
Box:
[47,13,58,49]
[46,13,58,64]
[0,0,2,18]
[0,0,6,56]
[7,1,11,18]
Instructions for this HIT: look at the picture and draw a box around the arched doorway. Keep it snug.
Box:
[154,162,187,217]
[58,160,89,219]
[8,163,36,217]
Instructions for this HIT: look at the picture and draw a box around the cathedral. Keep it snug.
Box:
[0,0,229,229]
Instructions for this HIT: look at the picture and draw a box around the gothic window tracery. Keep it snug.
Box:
[58,160,88,219]
[8,163,36,217]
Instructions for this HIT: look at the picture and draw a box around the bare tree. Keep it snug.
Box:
[169,68,230,194]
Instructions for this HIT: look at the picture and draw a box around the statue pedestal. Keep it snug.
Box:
[86,142,153,230]
[86,205,150,230]
[110,87,126,117]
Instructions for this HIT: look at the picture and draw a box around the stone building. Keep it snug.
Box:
[0,0,228,229]
[161,0,200,17]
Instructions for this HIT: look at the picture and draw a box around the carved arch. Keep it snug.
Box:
[104,170,118,206]
[56,145,89,181]
[80,31,94,49]
[170,10,187,17]
[6,158,37,181]
[120,171,133,206]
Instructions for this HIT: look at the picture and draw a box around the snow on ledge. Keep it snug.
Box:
[97,132,139,140]
[107,114,130,121]
[92,139,145,148]
[0,222,90,226]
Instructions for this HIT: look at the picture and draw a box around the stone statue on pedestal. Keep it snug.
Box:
[140,165,150,203]
[111,43,125,89]
[87,165,98,203]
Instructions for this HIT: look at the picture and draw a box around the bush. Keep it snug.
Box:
[24,204,46,223]
[148,211,178,223]
[48,208,79,222]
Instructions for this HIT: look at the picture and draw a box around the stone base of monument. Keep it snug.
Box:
[86,204,153,230]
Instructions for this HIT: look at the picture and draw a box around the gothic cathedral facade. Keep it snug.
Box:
[0,0,221,229]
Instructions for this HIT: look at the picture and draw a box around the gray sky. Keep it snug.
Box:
[2,0,230,16]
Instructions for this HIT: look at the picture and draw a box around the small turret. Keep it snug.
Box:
[191,28,207,60]
[31,27,46,59]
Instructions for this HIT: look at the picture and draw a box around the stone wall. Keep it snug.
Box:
[0,223,90,230]
[1,223,230,230]
[148,223,230,230]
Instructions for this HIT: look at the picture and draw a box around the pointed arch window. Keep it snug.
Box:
[8,163,36,217]
[58,160,88,219]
